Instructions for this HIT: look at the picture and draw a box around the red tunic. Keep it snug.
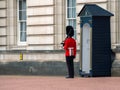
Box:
[64,37,76,57]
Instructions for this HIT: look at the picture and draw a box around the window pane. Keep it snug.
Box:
[67,8,69,18]
[22,11,26,20]
[72,0,76,6]
[19,1,22,10]
[68,8,72,18]
[68,20,72,26]
[68,0,73,7]
[22,0,26,10]
[72,8,76,18]
[19,11,26,20]
[19,11,22,20]
[68,19,76,28]
[20,22,26,42]
[73,20,76,29]
[20,32,26,41]
[67,0,69,7]
[19,0,26,20]
[20,22,26,32]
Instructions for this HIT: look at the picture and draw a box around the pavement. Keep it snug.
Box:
[0,76,120,90]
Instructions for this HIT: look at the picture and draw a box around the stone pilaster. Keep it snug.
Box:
[0,0,7,50]
[54,0,66,50]
[6,0,17,50]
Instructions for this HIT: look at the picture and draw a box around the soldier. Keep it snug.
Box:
[62,26,76,78]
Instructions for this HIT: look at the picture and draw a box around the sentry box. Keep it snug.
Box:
[78,4,114,77]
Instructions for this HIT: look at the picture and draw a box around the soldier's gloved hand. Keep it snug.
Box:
[61,42,65,46]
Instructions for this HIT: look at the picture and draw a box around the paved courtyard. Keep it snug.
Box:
[0,76,120,90]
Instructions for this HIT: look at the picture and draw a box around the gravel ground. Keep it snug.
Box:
[0,76,120,90]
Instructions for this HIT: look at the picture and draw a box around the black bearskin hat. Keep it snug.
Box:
[66,26,74,37]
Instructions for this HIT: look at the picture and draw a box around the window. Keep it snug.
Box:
[67,0,76,39]
[18,0,26,44]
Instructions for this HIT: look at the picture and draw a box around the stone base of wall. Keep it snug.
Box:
[0,61,79,76]
[0,50,80,76]
[1,50,120,76]
[111,60,120,76]
[112,49,120,76]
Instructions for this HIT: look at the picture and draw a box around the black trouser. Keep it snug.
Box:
[66,56,74,78]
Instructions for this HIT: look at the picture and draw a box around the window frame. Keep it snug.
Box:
[66,0,77,39]
[17,0,27,45]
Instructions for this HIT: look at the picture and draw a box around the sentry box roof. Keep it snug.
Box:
[78,4,114,17]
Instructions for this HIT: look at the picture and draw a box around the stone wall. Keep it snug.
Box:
[0,0,7,50]
[0,50,80,76]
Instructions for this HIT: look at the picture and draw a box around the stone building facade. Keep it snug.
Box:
[0,0,120,76]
